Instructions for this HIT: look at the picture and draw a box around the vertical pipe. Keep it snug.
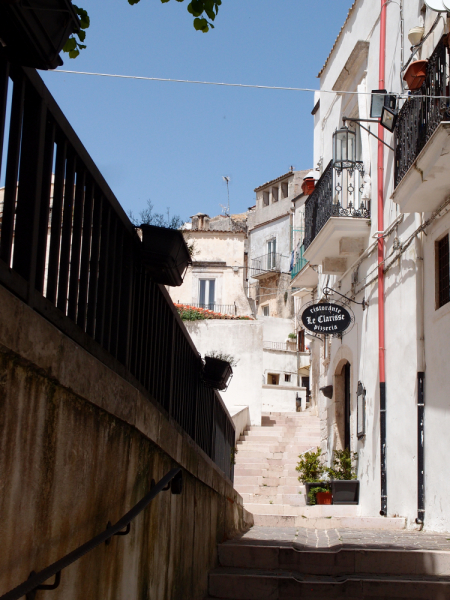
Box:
[417,372,425,524]
[378,0,388,516]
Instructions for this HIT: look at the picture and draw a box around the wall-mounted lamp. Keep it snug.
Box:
[332,126,357,171]
[370,89,397,119]
[380,105,398,133]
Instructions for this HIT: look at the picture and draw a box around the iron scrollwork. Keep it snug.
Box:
[395,36,450,187]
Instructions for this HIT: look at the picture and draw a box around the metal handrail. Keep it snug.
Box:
[0,468,182,600]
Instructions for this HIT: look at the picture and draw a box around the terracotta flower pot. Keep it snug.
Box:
[403,60,428,91]
[316,491,332,505]
[302,178,316,195]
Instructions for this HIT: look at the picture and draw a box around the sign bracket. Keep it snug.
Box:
[323,286,367,311]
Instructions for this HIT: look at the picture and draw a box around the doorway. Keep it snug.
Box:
[334,360,351,450]
[344,362,351,450]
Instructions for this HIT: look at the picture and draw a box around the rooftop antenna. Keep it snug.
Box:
[221,176,230,216]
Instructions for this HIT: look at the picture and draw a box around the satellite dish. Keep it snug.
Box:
[424,0,447,11]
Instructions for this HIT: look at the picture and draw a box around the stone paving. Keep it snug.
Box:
[232,526,450,552]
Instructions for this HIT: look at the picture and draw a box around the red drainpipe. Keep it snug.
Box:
[378,0,387,516]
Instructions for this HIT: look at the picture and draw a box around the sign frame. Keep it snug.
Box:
[299,299,355,339]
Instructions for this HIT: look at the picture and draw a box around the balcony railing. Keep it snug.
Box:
[251,252,282,276]
[395,36,450,188]
[303,160,370,250]
[263,341,297,352]
[0,59,235,481]
[182,303,237,315]
[291,247,308,279]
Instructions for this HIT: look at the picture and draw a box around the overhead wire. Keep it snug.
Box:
[51,69,450,100]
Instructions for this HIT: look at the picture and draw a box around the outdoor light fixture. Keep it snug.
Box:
[370,89,397,119]
[380,105,398,133]
[332,126,357,171]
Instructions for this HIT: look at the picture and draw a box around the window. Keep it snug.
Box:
[298,329,306,352]
[267,239,276,269]
[268,373,279,385]
[284,374,291,383]
[262,305,269,316]
[263,191,270,207]
[199,279,215,309]
[437,234,450,309]
[357,381,366,439]
[272,186,279,202]
[281,182,289,198]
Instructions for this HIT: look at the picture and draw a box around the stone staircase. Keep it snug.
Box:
[234,412,405,530]
[234,411,319,525]
[206,538,450,599]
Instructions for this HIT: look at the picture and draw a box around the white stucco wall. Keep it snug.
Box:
[262,385,307,413]
[306,0,450,530]
[168,230,253,316]
[184,320,263,426]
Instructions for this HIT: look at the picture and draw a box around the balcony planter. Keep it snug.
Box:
[302,172,316,196]
[0,0,80,70]
[403,60,428,91]
[331,480,360,505]
[140,224,192,287]
[203,356,233,391]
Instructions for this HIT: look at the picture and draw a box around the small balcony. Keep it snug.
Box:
[291,248,308,280]
[251,252,286,278]
[303,160,370,274]
[393,36,450,213]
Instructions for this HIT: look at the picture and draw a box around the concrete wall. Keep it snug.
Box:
[184,320,264,426]
[230,406,251,444]
[0,284,252,600]
[262,385,307,413]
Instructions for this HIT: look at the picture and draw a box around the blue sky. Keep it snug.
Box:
[40,0,352,221]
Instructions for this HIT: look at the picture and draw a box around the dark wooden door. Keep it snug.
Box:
[344,362,351,450]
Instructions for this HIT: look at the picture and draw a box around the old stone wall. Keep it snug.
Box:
[0,284,252,600]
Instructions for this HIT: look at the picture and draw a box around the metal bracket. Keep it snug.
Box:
[162,470,183,495]
[105,521,131,545]
[26,571,61,600]
[323,286,367,310]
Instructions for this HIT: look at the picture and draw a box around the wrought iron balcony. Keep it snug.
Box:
[395,36,450,188]
[251,252,283,277]
[303,160,370,251]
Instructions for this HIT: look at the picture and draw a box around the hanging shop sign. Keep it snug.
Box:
[301,302,352,335]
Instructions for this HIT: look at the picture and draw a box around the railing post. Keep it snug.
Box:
[13,82,47,296]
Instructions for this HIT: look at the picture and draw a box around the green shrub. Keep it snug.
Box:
[296,447,325,483]
[326,448,358,480]
[307,485,330,505]
[177,308,206,321]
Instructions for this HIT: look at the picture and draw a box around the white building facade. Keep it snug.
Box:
[292,0,450,531]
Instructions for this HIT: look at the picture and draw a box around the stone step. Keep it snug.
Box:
[234,469,301,480]
[208,570,450,599]
[251,514,406,529]
[218,544,450,576]
[237,441,319,449]
[235,476,300,487]
[240,493,306,506]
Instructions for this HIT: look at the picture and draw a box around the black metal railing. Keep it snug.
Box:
[0,468,183,600]
[0,59,235,481]
[395,35,450,187]
[251,252,283,276]
[303,160,370,250]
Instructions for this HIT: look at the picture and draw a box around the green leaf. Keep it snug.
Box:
[205,8,215,20]
[77,29,86,42]
[68,49,80,59]
[63,37,77,52]
[128,0,141,4]
[161,0,171,3]
[193,17,208,30]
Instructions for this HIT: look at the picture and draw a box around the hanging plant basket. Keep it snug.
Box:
[203,356,233,391]
[403,60,428,91]
[0,0,80,70]
[140,224,192,287]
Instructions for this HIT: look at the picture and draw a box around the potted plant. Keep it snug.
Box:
[403,60,428,91]
[0,0,80,70]
[203,351,237,391]
[287,332,297,350]
[140,224,192,287]
[327,448,359,505]
[296,447,329,506]
[308,485,332,505]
